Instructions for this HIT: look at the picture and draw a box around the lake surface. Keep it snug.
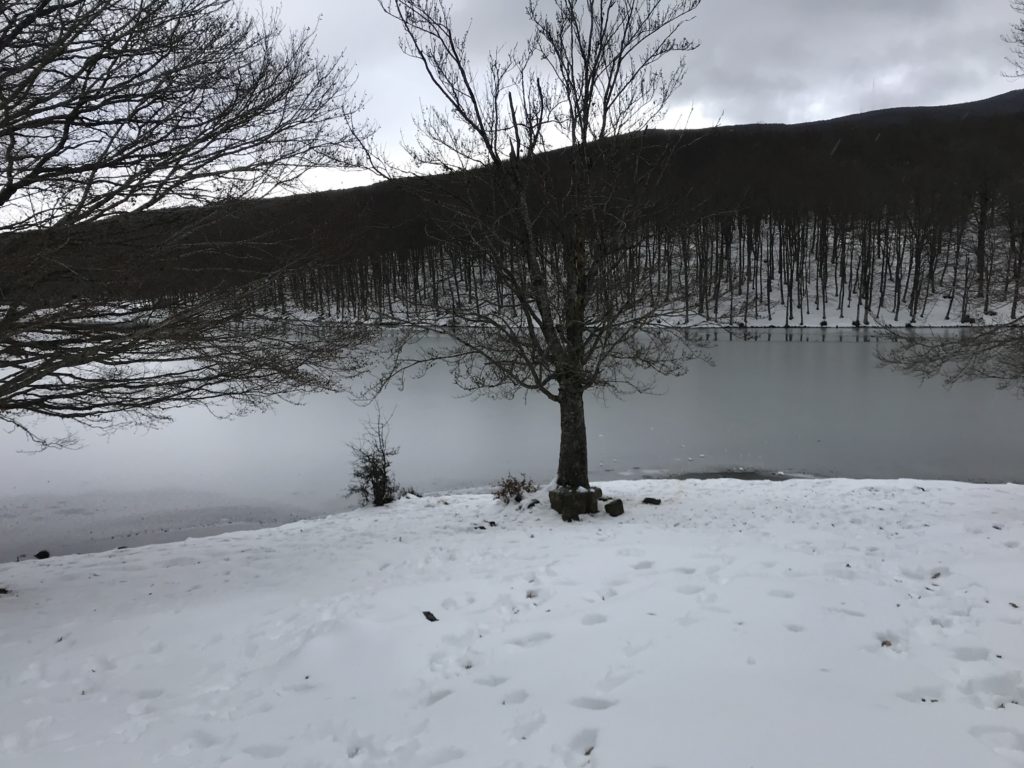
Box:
[3,328,1023,560]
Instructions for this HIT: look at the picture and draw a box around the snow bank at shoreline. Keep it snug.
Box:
[1,478,1023,767]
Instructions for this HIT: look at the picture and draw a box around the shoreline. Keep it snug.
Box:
[3,473,1021,564]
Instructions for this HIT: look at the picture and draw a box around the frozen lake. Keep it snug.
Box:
[3,328,1023,560]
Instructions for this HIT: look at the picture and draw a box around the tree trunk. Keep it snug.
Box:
[976,191,988,299]
[556,385,589,488]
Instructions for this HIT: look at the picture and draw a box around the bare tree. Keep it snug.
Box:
[375,0,705,519]
[1005,0,1024,77]
[0,0,374,445]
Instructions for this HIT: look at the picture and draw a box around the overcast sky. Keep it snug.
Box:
[263,0,1020,188]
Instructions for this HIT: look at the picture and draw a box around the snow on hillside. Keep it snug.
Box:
[1,478,1022,767]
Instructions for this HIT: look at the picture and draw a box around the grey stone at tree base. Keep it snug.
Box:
[549,486,603,522]
[604,498,625,517]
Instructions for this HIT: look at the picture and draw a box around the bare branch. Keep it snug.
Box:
[1005,0,1024,77]
[1,0,375,443]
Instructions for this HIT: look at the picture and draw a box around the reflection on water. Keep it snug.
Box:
[694,328,879,344]
[2,328,1021,511]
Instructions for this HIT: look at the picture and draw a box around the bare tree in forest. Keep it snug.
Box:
[0,0,374,445]
[374,0,705,519]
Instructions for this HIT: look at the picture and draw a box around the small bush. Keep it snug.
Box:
[494,473,538,504]
[349,407,400,507]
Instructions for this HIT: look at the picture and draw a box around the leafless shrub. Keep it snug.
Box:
[349,407,401,507]
[493,474,539,505]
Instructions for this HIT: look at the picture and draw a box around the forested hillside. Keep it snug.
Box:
[14,89,1024,328]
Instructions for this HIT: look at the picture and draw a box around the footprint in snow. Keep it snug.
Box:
[570,696,617,710]
[768,589,795,599]
[510,711,546,741]
[952,646,991,662]
[242,744,288,759]
[597,668,636,692]
[502,689,529,705]
[579,587,617,605]
[423,689,454,706]
[623,639,653,658]
[897,685,945,704]
[423,746,466,766]
[509,632,553,648]
[828,607,866,618]
[428,650,477,674]
[565,728,599,765]
[969,726,1024,758]
[171,730,219,755]
[900,565,950,581]
[827,566,859,581]
[632,560,655,570]
[676,584,705,595]
[475,675,508,687]
[581,613,608,626]
[959,671,1024,709]
[785,624,805,633]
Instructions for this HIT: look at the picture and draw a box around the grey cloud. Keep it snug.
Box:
[256,0,1021,169]
[677,0,1012,122]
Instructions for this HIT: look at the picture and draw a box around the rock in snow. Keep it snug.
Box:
[604,498,625,517]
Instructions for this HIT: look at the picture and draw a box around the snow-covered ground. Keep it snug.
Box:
[1,478,1022,767]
